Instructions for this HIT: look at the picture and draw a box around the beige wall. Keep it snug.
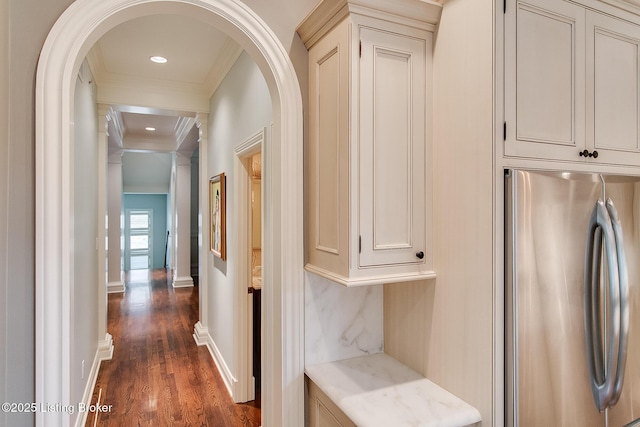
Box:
[384,0,496,425]
[5,0,76,424]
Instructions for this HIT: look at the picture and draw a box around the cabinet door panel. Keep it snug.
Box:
[307,380,356,427]
[587,11,640,164]
[308,20,350,276]
[317,401,345,427]
[359,27,427,268]
[372,48,411,249]
[316,47,341,253]
[505,0,585,160]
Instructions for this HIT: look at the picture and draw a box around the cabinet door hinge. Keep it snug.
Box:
[359,235,362,253]
[503,121,507,141]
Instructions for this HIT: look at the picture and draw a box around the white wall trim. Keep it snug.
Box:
[172,275,195,288]
[192,322,237,398]
[36,1,304,426]
[75,333,114,427]
[106,281,125,294]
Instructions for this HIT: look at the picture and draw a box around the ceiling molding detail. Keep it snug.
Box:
[174,116,197,148]
[106,107,125,147]
[195,113,209,142]
[203,37,244,97]
[86,24,244,113]
[297,0,442,48]
[96,76,211,113]
[85,45,106,86]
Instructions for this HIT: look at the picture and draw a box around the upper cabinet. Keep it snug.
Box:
[586,11,640,164]
[297,0,442,287]
[505,0,640,166]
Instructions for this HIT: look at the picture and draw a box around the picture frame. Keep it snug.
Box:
[210,172,226,260]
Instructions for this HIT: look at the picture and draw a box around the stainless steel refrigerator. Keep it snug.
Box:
[506,169,640,427]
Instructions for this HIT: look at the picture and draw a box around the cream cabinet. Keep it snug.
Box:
[504,0,586,161]
[586,10,640,165]
[297,0,441,287]
[307,378,356,427]
[505,0,640,166]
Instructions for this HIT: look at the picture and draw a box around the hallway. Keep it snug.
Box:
[85,269,261,426]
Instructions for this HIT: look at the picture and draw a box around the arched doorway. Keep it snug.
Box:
[35,1,304,426]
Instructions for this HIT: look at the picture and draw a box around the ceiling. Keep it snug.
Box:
[88,14,243,191]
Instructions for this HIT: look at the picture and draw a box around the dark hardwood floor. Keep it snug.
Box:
[85,269,261,426]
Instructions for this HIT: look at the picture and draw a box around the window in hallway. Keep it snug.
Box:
[126,209,153,270]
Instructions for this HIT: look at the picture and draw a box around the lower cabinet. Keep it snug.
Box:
[307,378,356,427]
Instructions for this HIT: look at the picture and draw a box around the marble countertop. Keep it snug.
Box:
[305,353,482,427]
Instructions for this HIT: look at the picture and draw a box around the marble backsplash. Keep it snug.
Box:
[305,271,384,366]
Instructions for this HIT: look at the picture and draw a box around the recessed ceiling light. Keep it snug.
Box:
[145,127,156,131]
[149,56,167,64]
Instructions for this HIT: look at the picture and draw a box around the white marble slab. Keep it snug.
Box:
[306,353,482,427]
[305,271,384,365]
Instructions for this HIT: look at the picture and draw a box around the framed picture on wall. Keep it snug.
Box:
[210,172,226,260]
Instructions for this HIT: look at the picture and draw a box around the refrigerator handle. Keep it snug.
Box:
[623,418,640,427]
[605,199,630,407]
[585,199,621,412]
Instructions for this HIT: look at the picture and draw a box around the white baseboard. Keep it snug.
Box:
[173,276,194,288]
[192,322,237,399]
[193,321,210,346]
[107,281,125,293]
[75,333,114,427]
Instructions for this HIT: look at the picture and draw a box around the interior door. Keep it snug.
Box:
[126,209,153,270]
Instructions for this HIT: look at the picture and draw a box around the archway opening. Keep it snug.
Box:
[35,1,304,426]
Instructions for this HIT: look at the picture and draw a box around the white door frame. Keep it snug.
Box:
[233,128,265,402]
[35,1,304,426]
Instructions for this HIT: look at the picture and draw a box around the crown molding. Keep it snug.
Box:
[175,116,196,146]
[96,74,210,113]
[195,113,208,142]
[85,45,106,86]
[297,0,443,48]
[87,36,241,112]
[204,37,244,97]
[106,107,125,147]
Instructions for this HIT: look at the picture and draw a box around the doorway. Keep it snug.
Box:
[125,209,153,270]
[35,1,304,426]
[234,129,265,403]
[250,152,262,396]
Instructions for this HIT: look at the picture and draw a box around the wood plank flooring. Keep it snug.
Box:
[85,269,261,426]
